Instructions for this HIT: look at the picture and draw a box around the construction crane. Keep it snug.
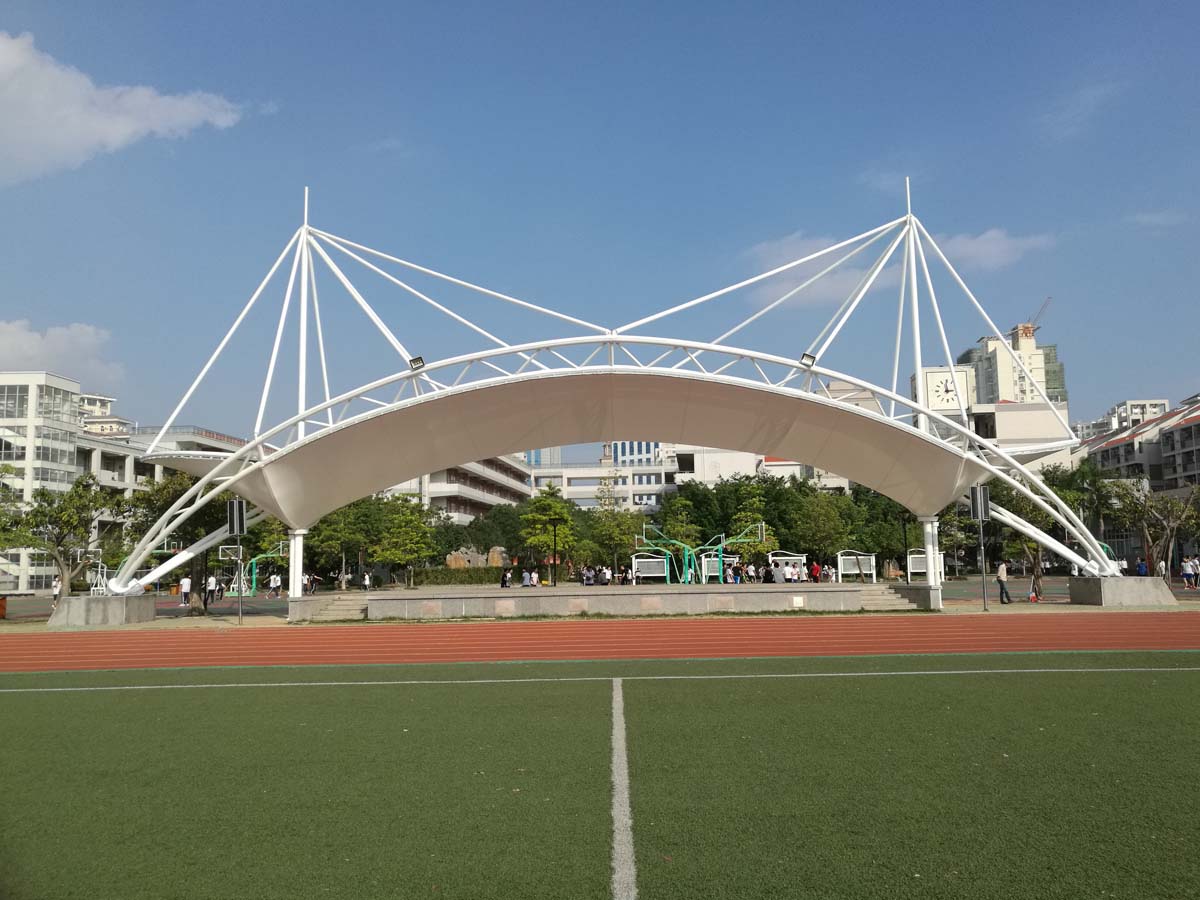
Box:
[1028,296,1052,332]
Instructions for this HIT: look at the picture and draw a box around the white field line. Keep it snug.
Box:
[611,679,638,900]
[1,667,1198,694]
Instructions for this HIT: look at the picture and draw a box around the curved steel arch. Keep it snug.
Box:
[112,335,1115,594]
[111,190,1118,595]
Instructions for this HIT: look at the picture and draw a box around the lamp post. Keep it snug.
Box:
[548,512,567,587]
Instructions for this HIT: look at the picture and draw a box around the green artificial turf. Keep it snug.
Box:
[624,665,1200,899]
[1,652,1198,899]
[0,680,613,900]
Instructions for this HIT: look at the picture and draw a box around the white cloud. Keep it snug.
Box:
[1038,81,1123,141]
[744,226,1054,308]
[0,320,124,390]
[932,228,1055,271]
[1126,210,1188,227]
[0,31,241,187]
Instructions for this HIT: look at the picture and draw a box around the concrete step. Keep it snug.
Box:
[861,586,921,612]
[310,599,368,621]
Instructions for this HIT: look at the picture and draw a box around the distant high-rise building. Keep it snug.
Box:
[612,440,660,467]
[956,322,1067,406]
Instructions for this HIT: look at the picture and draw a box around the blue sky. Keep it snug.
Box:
[1,1,1197,451]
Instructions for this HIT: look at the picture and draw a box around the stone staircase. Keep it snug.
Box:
[854,584,921,611]
[309,597,368,622]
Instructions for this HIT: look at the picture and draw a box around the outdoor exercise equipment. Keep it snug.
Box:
[635,522,766,584]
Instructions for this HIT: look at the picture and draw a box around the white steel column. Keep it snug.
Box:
[906,182,927,433]
[288,528,307,600]
[298,188,310,440]
[918,516,943,609]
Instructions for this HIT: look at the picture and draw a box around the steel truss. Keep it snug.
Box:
[110,184,1117,595]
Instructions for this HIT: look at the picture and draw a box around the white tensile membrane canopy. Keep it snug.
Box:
[112,184,1117,595]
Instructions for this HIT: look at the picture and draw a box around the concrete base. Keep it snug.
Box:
[891,584,943,610]
[287,596,327,623]
[352,583,913,622]
[1069,577,1179,607]
[47,594,158,629]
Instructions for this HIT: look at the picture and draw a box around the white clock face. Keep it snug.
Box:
[932,377,956,405]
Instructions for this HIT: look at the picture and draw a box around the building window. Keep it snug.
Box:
[31,467,76,487]
[0,425,25,461]
[36,385,79,424]
[0,385,29,419]
[34,444,73,464]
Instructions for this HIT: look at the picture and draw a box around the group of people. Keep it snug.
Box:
[498,568,541,587]
[173,568,321,613]
[724,560,831,584]
[579,565,629,586]
[176,574,226,612]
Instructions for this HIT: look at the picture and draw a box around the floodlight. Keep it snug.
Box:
[798,352,817,368]
[408,356,425,371]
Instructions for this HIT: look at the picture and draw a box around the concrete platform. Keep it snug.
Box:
[47,594,158,629]
[302,582,926,623]
[1069,577,1179,607]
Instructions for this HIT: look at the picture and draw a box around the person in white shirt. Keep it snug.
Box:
[530,569,540,587]
[179,575,192,607]
[205,574,217,610]
[746,563,757,583]
[51,575,62,610]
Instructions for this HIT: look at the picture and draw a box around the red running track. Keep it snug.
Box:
[1,611,1199,673]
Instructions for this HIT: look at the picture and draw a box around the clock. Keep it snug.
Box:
[932,377,957,406]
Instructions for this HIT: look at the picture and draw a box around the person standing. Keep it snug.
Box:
[179,574,192,607]
[204,574,216,610]
[1156,558,1167,582]
[996,560,1012,604]
[810,561,821,583]
[1135,557,1148,577]
[530,569,540,587]
[361,570,371,592]
[51,575,62,611]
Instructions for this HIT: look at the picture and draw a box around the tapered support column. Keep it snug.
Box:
[288,529,307,598]
[918,515,943,610]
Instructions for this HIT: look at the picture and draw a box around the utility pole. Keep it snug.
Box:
[970,486,991,611]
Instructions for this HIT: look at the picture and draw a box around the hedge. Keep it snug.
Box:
[411,565,547,586]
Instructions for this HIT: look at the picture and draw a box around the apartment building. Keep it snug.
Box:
[1073,399,1171,441]
[385,454,532,525]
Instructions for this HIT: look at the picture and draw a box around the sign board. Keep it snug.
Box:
[970,485,990,522]
[700,553,739,583]
[907,548,946,578]
[227,498,247,536]
[631,552,668,582]
[836,550,877,583]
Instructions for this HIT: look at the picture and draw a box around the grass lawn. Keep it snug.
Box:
[1,651,1197,899]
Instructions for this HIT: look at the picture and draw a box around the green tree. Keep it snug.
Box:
[372,496,435,579]
[793,490,852,561]
[726,481,778,565]
[657,494,702,549]
[1108,481,1198,576]
[520,485,576,563]
[591,479,645,570]
[0,474,120,589]
[308,496,387,588]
